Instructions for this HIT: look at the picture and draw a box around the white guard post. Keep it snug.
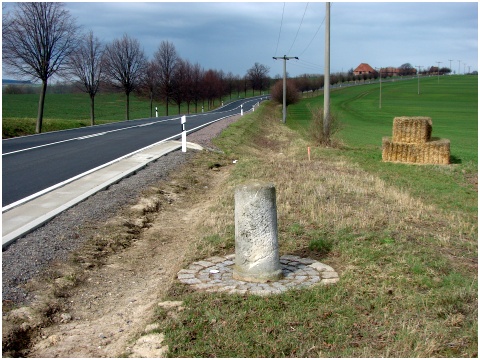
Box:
[241,104,243,116]
[155,107,158,117]
[181,115,187,153]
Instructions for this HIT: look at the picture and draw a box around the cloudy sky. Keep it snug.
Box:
[3,1,478,78]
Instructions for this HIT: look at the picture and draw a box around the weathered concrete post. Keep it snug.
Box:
[233,181,283,282]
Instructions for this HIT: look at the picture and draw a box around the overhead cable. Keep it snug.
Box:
[296,59,323,68]
[290,60,323,72]
[298,12,326,57]
[287,2,309,56]
[274,3,285,57]
[298,3,333,58]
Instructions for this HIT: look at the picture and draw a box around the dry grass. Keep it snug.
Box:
[201,108,469,257]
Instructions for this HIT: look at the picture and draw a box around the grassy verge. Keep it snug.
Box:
[152,100,477,357]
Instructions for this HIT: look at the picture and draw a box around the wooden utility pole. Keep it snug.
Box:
[273,55,298,123]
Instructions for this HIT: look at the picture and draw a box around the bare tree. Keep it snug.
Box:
[138,60,161,117]
[216,70,226,104]
[103,34,147,120]
[2,2,79,133]
[154,41,178,116]
[171,58,190,114]
[247,62,270,96]
[203,69,223,110]
[190,63,204,113]
[233,75,243,98]
[225,72,236,100]
[399,63,415,76]
[68,31,104,125]
[179,60,195,114]
[243,75,249,98]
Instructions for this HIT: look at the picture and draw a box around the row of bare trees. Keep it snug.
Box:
[2,2,271,133]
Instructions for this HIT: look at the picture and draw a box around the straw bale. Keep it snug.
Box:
[392,116,432,144]
[382,137,450,165]
[419,139,450,165]
[382,137,418,163]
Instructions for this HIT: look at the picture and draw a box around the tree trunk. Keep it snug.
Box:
[90,94,95,126]
[165,97,169,116]
[36,80,48,133]
[150,92,153,117]
[126,92,130,120]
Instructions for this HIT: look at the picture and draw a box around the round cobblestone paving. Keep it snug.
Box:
[177,254,339,296]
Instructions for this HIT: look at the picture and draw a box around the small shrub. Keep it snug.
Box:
[307,105,342,147]
[270,79,300,107]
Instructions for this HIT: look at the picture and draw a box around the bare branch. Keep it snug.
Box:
[3,2,79,82]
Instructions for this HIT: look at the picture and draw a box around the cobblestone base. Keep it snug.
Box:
[177,254,339,296]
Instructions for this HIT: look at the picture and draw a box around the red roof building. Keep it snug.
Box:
[380,67,399,77]
[353,63,376,76]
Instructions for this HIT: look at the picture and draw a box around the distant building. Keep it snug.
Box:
[352,63,417,78]
[353,63,376,76]
[380,66,417,77]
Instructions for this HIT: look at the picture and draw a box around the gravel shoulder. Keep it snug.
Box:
[2,115,240,357]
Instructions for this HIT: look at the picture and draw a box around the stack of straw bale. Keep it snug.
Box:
[382,117,450,165]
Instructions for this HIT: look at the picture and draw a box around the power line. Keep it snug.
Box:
[290,60,323,72]
[296,58,322,68]
[274,3,285,57]
[287,2,309,55]
[298,9,326,57]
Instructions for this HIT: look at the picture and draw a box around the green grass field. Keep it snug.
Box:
[2,90,256,137]
[287,75,478,214]
[288,75,477,164]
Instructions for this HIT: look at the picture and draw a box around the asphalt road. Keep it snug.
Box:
[2,96,268,207]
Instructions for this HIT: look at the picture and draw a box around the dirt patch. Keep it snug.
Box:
[24,159,231,358]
